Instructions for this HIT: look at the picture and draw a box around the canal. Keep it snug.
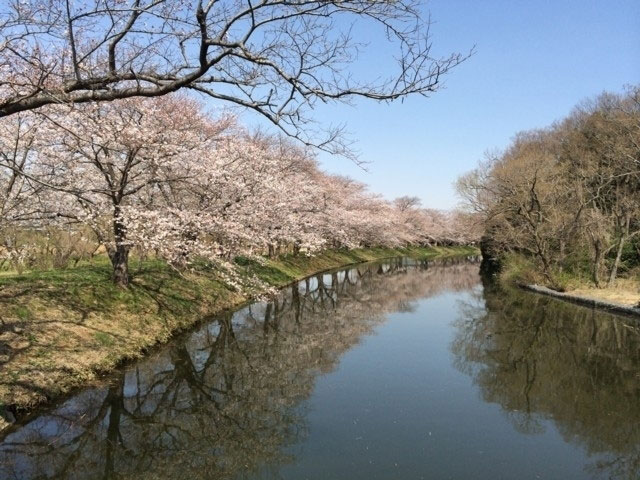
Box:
[1,257,639,479]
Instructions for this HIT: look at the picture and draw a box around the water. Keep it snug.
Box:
[1,257,639,479]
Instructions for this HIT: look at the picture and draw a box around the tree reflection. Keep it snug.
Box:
[452,277,640,480]
[0,256,479,480]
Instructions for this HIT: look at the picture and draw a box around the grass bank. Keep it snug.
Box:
[498,253,640,309]
[0,245,477,426]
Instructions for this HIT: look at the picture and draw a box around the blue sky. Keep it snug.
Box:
[249,0,640,210]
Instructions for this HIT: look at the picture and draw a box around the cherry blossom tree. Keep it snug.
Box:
[0,93,474,285]
[0,113,58,269]
[35,95,229,286]
[122,130,324,261]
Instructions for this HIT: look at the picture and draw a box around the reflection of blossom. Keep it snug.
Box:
[0,257,480,480]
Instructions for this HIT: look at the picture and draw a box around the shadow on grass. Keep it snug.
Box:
[0,260,238,410]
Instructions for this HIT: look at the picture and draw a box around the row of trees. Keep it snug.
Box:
[0,95,475,286]
[0,0,474,287]
[457,86,640,288]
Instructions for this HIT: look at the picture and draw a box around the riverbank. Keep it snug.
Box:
[497,253,640,314]
[523,284,640,317]
[0,245,477,428]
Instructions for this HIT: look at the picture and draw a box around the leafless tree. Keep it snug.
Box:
[0,0,468,150]
[457,87,640,289]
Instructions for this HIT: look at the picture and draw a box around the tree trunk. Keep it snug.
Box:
[110,244,130,288]
[536,246,556,287]
[109,205,131,287]
[558,240,566,272]
[608,215,630,287]
[592,240,603,288]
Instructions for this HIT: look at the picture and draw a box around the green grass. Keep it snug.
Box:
[236,245,477,287]
[93,331,115,347]
[0,245,477,424]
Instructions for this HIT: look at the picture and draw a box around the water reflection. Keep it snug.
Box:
[452,277,640,480]
[0,257,479,480]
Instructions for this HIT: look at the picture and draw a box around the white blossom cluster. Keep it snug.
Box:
[0,95,476,281]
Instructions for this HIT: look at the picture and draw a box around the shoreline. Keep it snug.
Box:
[522,284,640,318]
[0,245,478,431]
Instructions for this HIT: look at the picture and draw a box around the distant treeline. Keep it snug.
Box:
[457,86,640,288]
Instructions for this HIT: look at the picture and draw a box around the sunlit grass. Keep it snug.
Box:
[500,253,640,307]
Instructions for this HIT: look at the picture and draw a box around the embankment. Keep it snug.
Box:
[0,245,477,429]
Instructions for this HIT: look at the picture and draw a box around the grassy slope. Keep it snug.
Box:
[0,245,476,420]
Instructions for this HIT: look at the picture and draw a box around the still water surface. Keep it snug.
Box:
[1,257,639,479]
